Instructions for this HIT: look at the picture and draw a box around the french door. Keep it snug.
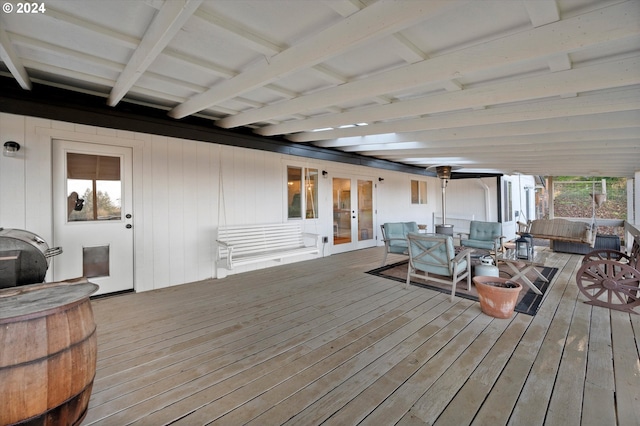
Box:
[332,177,376,254]
[52,140,134,295]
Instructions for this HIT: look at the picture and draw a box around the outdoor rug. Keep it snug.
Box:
[366,260,558,316]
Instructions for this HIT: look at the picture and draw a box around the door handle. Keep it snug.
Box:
[126,224,132,229]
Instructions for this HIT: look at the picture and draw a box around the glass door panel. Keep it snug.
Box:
[333,177,352,245]
[358,180,373,242]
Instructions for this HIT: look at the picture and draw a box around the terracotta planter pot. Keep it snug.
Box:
[473,276,522,319]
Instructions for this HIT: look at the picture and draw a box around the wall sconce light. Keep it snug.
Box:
[322,170,328,178]
[378,177,384,182]
[3,141,20,157]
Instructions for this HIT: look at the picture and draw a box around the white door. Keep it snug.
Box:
[53,140,134,295]
[332,177,376,254]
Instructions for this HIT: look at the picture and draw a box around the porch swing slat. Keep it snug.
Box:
[217,223,321,270]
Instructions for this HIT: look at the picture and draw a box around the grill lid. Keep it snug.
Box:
[0,228,62,288]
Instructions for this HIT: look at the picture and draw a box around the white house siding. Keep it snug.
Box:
[0,112,442,292]
[444,178,498,223]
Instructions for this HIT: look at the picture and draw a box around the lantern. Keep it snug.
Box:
[523,233,534,257]
[515,236,532,260]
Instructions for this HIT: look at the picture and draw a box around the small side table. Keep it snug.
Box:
[496,249,550,295]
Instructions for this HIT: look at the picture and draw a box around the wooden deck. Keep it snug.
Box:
[83,247,640,425]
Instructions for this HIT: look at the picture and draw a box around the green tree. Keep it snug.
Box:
[70,188,121,221]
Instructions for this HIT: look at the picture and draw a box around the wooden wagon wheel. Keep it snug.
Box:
[582,249,630,264]
[576,260,640,314]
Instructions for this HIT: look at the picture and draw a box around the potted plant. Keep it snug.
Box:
[473,276,522,318]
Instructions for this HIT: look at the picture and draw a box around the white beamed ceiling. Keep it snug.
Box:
[1,0,639,177]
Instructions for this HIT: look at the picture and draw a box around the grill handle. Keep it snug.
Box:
[45,247,63,258]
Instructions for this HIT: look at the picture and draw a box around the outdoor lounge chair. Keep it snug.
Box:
[406,233,473,302]
[380,221,419,266]
[458,220,504,261]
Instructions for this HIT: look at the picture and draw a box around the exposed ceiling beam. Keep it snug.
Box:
[17,57,218,112]
[168,0,464,119]
[307,64,348,85]
[194,8,282,56]
[398,153,639,166]
[43,6,140,49]
[196,5,351,87]
[216,2,637,129]
[442,79,463,92]
[354,131,640,155]
[380,153,640,169]
[324,0,365,17]
[28,4,244,87]
[548,53,572,72]
[380,144,639,162]
[21,58,115,88]
[264,84,299,100]
[259,56,640,136]
[391,33,427,63]
[107,0,203,106]
[10,32,123,73]
[524,0,560,27]
[335,114,640,151]
[13,37,210,100]
[381,150,640,169]
[163,48,236,79]
[376,136,640,151]
[0,24,31,90]
[297,87,640,143]
[28,3,304,104]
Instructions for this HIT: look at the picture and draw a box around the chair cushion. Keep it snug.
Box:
[460,239,495,250]
[403,222,419,234]
[468,221,501,241]
[384,222,418,249]
[408,233,454,275]
[384,223,406,246]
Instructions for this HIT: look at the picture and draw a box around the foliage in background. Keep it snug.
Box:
[551,177,626,237]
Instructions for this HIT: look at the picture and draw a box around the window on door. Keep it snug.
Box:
[287,166,318,219]
[66,153,122,222]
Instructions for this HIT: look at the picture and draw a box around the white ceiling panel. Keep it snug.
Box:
[0,0,638,177]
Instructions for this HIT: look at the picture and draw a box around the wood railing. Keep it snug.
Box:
[624,221,639,251]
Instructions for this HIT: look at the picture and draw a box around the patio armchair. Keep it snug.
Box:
[406,233,473,302]
[380,221,419,266]
[458,220,505,261]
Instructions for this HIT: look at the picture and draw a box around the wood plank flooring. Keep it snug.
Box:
[83,247,640,425]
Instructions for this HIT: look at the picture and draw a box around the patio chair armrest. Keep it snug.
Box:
[453,248,474,263]
[457,231,470,240]
[384,236,409,244]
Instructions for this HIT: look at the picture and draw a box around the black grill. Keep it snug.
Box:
[0,228,62,288]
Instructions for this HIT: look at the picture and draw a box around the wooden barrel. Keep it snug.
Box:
[0,278,99,426]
